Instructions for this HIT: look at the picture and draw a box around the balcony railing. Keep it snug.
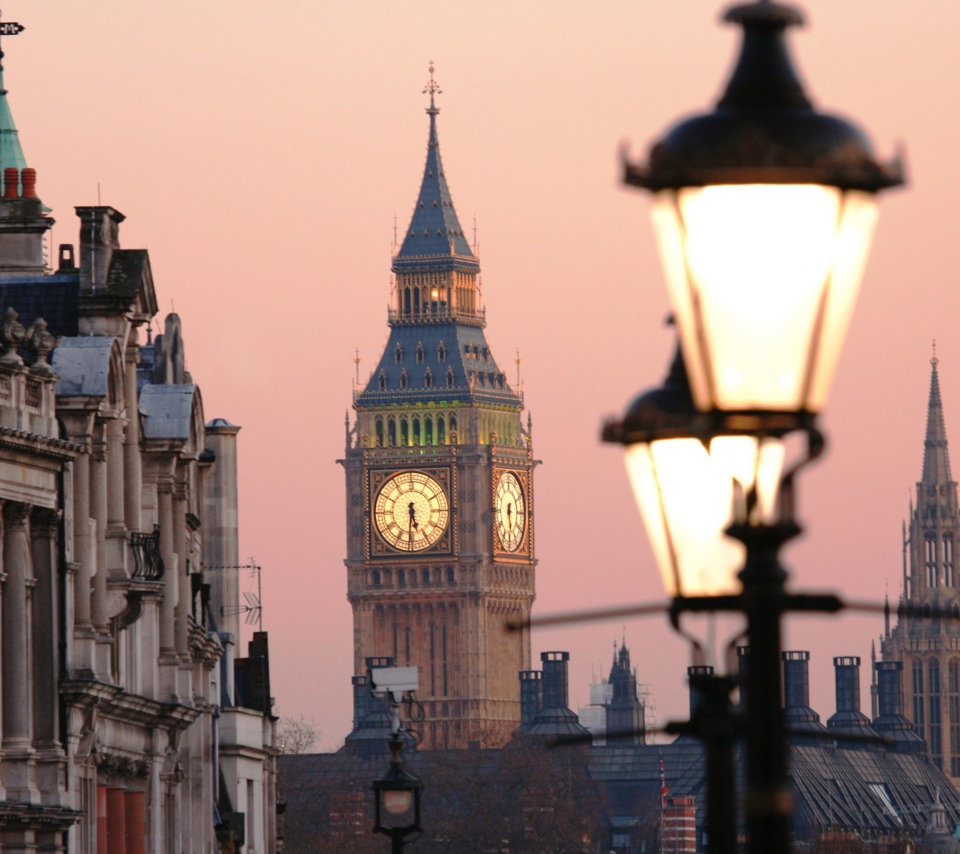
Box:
[387,306,485,327]
[131,525,164,581]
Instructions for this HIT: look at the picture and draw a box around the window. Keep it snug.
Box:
[438,343,446,362]
[914,660,925,732]
[378,371,387,391]
[416,343,425,364]
[398,569,406,587]
[372,570,381,587]
[387,417,397,447]
[446,567,455,585]
[412,416,421,446]
[931,660,943,769]
[946,536,955,587]
[399,369,408,390]
[403,288,411,315]
[438,416,446,444]
[446,368,455,388]
[375,417,384,447]
[949,660,960,776]
[395,344,403,363]
[422,568,430,586]
[442,625,448,696]
[424,369,434,389]
[449,415,457,441]
[425,416,433,445]
[400,417,409,445]
[927,536,938,587]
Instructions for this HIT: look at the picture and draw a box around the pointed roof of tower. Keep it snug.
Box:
[923,350,953,487]
[0,69,26,175]
[394,63,476,267]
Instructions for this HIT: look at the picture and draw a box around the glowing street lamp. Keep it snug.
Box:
[372,735,423,853]
[609,5,903,854]
[624,1,902,422]
[603,347,784,598]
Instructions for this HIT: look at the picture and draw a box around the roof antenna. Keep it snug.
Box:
[146,323,153,345]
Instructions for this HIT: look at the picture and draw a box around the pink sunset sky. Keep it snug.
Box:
[8,1,960,748]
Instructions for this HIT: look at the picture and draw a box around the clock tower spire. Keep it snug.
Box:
[340,67,536,750]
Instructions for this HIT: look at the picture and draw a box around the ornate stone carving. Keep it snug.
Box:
[0,307,24,365]
[30,507,61,538]
[3,501,31,529]
[24,317,61,376]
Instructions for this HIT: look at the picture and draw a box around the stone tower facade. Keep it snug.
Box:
[882,356,960,784]
[341,72,535,750]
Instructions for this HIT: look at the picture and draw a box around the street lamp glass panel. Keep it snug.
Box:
[383,789,414,816]
[624,436,784,596]
[650,185,877,413]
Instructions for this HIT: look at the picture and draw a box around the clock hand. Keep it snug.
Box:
[408,501,419,531]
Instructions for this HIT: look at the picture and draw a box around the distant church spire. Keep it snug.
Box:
[922,348,953,487]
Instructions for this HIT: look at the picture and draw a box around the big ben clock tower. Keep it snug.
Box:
[341,66,535,750]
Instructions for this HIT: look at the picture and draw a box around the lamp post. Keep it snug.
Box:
[372,734,423,853]
[608,4,903,854]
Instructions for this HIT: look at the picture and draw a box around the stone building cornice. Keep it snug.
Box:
[60,679,201,732]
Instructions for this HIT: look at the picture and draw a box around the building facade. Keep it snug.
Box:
[0,35,278,854]
[342,71,535,749]
[882,356,960,787]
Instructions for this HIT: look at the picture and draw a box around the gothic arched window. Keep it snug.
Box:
[399,369,409,390]
[438,342,446,362]
[412,416,421,446]
[446,368,455,388]
[926,536,938,588]
[424,369,434,389]
[425,416,433,445]
[398,569,406,587]
[404,288,411,315]
[449,415,458,442]
[387,417,397,447]
[914,659,926,742]
[395,344,404,364]
[946,536,955,587]
[416,343,425,364]
[949,660,960,776]
[378,371,387,391]
[931,659,944,769]
[400,417,409,446]
[375,417,384,448]
[438,415,446,445]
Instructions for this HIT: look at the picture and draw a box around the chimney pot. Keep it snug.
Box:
[20,168,36,199]
[687,665,714,718]
[782,650,811,708]
[3,167,18,199]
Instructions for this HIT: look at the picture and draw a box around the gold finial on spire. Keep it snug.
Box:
[423,60,442,115]
[932,339,938,367]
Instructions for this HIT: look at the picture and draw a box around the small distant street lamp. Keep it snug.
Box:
[372,734,424,853]
[606,3,903,854]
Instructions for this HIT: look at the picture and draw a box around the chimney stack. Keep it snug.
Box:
[782,651,831,744]
[827,656,882,750]
[688,665,714,719]
[519,670,543,726]
[541,651,570,711]
[872,660,926,754]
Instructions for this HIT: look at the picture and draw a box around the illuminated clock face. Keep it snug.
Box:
[495,472,526,552]
[374,471,449,552]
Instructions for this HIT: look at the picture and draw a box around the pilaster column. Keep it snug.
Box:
[158,484,177,659]
[2,501,33,750]
[90,430,108,631]
[30,508,59,751]
[123,345,142,533]
[73,449,93,631]
[173,484,189,661]
[106,417,125,532]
